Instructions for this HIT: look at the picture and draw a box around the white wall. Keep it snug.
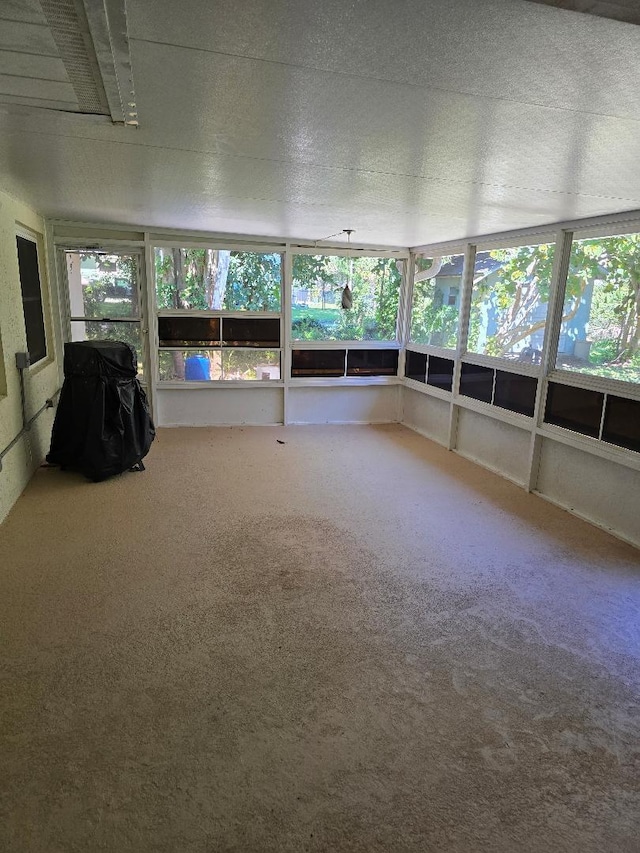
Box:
[455,407,531,487]
[0,190,61,523]
[287,384,400,425]
[401,386,640,549]
[157,386,284,426]
[536,438,640,546]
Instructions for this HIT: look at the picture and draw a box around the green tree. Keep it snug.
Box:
[478,237,640,375]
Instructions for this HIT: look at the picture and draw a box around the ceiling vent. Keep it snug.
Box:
[0,0,137,124]
[39,0,110,115]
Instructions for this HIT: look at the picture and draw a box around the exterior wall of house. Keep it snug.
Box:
[0,190,62,524]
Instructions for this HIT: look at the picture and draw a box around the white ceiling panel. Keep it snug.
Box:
[0,0,640,245]
[0,126,637,246]
[0,51,68,80]
[128,0,640,118]
[0,20,59,54]
[130,39,640,200]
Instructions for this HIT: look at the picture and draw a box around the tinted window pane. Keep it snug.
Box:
[494,371,538,417]
[158,317,220,346]
[405,350,427,383]
[347,349,398,376]
[459,363,494,403]
[65,251,139,319]
[158,349,222,381]
[410,253,462,348]
[556,234,640,384]
[221,317,280,347]
[291,255,401,341]
[427,356,454,391]
[544,382,604,438]
[16,236,47,364]
[602,395,640,452]
[155,248,281,311]
[292,349,346,377]
[71,320,143,377]
[468,244,553,360]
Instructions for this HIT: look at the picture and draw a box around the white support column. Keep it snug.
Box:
[283,243,292,425]
[525,228,573,491]
[448,242,475,450]
[143,233,159,424]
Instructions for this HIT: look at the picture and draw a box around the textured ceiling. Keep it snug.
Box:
[1,0,640,246]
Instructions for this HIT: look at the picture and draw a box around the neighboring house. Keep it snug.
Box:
[433,254,592,359]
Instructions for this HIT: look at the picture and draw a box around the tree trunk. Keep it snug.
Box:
[205,250,231,309]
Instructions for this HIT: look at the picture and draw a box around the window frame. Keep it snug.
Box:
[16,226,51,371]
[547,225,640,401]
[289,246,408,348]
[408,248,466,353]
[152,243,285,314]
[462,233,557,373]
[58,245,148,380]
[151,241,286,386]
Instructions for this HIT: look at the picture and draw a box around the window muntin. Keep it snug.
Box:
[555,233,640,384]
[154,248,282,311]
[16,235,47,365]
[410,253,463,348]
[468,243,555,363]
[291,255,401,341]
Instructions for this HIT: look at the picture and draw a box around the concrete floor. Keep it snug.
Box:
[1,424,639,852]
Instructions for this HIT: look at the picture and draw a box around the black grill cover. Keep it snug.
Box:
[47,340,155,481]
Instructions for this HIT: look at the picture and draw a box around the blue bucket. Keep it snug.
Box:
[185,355,211,380]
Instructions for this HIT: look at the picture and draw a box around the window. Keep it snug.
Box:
[555,233,640,384]
[427,356,455,392]
[459,362,494,403]
[494,371,538,417]
[405,350,427,383]
[291,348,397,378]
[468,243,554,362]
[158,349,280,382]
[292,350,346,377]
[291,254,401,341]
[155,248,282,311]
[410,253,463,348]
[602,395,640,452]
[158,317,281,382]
[16,234,47,365]
[346,349,398,376]
[65,251,144,376]
[544,383,604,438]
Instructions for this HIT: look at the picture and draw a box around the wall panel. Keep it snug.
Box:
[401,386,450,446]
[536,437,640,548]
[455,407,531,486]
[287,385,400,425]
[157,387,284,426]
